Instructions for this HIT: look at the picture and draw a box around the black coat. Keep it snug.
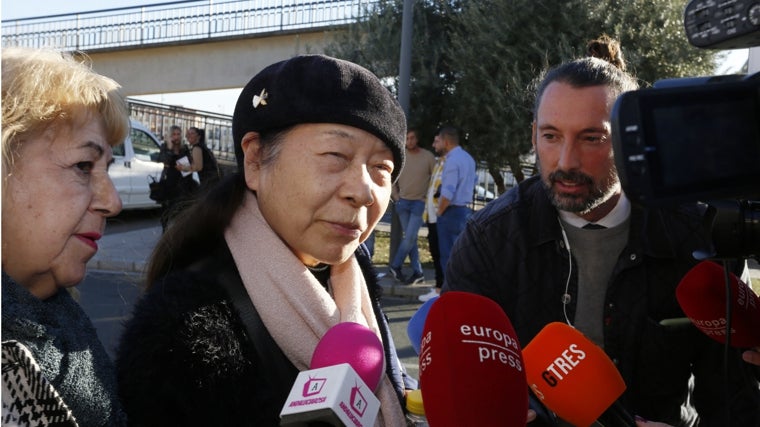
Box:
[116,244,411,426]
[444,176,760,426]
[191,143,221,188]
[157,143,198,202]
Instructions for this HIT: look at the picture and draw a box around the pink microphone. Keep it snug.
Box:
[310,322,385,390]
[280,322,386,426]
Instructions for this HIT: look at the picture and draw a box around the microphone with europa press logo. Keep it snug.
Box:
[522,322,635,427]
[279,322,385,426]
[419,291,528,426]
[676,260,760,348]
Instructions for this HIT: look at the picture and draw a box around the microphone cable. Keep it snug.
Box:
[557,217,574,327]
[721,259,733,427]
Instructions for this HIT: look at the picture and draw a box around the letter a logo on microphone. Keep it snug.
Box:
[303,376,326,397]
[350,383,368,417]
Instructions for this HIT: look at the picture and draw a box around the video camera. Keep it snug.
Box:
[611,0,760,259]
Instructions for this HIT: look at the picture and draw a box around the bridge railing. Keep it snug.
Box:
[2,0,378,52]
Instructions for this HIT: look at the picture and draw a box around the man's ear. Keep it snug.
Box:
[531,121,537,150]
[241,131,262,191]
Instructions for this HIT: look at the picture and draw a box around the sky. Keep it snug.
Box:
[1,0,751,115]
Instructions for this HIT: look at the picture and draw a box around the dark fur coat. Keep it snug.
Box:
[116,245,411,426]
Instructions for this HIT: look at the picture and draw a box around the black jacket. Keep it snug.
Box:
[191,143,221,188]
[157,143,197,202]
[444,176,760,426]
[116,244,411,426]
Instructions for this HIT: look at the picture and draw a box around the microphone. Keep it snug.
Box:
[280,322,385,426]
[407,295,438,355]
[676,260,760,348]
[419,291,528,426]
[522,322,633,427]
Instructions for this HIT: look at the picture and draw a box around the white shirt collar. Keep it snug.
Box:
[558,192,631,229]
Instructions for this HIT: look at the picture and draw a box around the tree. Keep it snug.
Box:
[447,0,592,191]
[326,0,719,192]
[325,0,459,147]
[448,0,719,192]
[587,0,718,86]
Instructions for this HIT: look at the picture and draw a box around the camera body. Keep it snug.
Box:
[610,0,760,258]
[683,0,760,49]
[611,75,760,205]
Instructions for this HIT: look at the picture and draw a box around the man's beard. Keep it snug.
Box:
[541,168,620,215]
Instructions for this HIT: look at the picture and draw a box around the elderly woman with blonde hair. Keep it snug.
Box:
[2,47,128,426]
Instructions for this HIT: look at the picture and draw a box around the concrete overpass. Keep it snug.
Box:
[88,29,336,96]
[1,0,373,96]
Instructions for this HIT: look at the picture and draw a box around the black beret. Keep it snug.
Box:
[232,54,406,181]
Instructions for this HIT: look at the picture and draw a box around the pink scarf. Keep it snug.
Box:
[224,192,406,426]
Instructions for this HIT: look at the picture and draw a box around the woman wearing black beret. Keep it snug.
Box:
[116,55,413,426]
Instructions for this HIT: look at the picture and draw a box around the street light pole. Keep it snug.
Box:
[389,0,414,267]
[398,0,413,114]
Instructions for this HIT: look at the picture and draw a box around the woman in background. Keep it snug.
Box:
[157,125,197,231]
[180,126,220,191]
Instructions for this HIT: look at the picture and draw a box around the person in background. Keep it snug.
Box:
[178,126,221,191]
[418,134,446,302]
[435,125,477,278]
[442,37,760,426]
[157,124,197,231]
[364,229,377,259]
[387,128,435,285]
[116,54,415,426]
[2,47,128,426]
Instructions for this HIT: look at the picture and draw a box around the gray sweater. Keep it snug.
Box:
[2,272,126,426]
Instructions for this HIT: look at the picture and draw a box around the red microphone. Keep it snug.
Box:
[280,322,385,426]
[523,322,631,427]
[419,291,528,426]
[676,260,760,348]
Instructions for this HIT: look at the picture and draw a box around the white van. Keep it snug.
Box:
[109,119,164,210]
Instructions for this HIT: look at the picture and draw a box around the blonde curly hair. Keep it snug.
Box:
[2,47,129,174]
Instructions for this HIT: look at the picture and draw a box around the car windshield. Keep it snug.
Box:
[131,128,161,161]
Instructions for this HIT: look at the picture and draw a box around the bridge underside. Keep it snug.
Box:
[88,30,339,96]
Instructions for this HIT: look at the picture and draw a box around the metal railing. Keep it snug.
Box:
[2,0,377,52]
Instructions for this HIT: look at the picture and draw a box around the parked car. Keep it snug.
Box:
[474,184,495,202]
[109,119,164,210]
